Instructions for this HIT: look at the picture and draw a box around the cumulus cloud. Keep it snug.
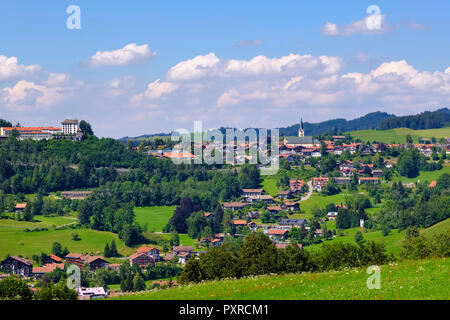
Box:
[0,55,41,81]
[165,53,343,82]
[85,43,156,67]
[1,80,69,109]
[321,15,392,37]
[131,52,450,132]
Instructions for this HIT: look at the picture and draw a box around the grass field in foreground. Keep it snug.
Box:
[347,127,450,144]
[134,206,176,232]
[0,228,134,260]
[110,257,449,300]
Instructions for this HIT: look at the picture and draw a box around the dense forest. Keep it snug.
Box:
[378,108,450,130]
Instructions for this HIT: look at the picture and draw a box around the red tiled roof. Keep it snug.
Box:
[49,254,62,262]
[268,229,288,235]
[33,263,64,274]
[130,252,152,260]
[232,220,247,225]
[136,246,158,253]
[15,203,27,209]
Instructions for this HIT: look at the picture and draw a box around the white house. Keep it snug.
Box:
[61,119,79,134]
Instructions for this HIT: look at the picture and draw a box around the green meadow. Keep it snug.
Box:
[110,257,449,300]
[0,227,134,260]
[308,227,406,255]
[347,127,450,144]
[0,215,77,229]
[159,233,199,249]
[422,218,450,238]
[392,163,450,184]
[308,218,450,255]
[134,206,176,232]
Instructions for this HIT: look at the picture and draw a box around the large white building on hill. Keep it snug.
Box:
[0,119,83,141]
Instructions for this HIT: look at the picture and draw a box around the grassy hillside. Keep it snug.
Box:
[392,163,450,184]
[135,206,176,232]
[110,257,449,300]
[0,215,76,228]
[422,218,450,238]
[348,127,450,144]
[0,227,134,260]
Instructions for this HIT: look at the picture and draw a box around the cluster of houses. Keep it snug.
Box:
[0,243,197,299]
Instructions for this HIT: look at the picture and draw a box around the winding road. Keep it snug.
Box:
[300,180,313,202]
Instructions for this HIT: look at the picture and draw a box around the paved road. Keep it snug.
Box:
[300,180,313,202]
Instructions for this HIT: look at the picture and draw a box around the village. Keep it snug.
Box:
[0,117,449,300]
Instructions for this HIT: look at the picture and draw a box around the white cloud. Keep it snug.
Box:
[321,15,392,37]
[0,55,41,81]
[85,43,156,67]
[1,80,70,109]
[166,53,220,81]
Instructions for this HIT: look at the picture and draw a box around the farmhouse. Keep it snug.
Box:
[289,179,304,193]
[259,195,274,203]
[313,177,329,191]
[279,218,305,228]
[232,220,247,227]
[65,253,109,270]
[333,177,351,185]
[32,263,65,279]
[222,202,251,211]
[282,202,299,212]
[266,206,283,214]
[267,229,289,242]
[129,252,155,268]
[358,177,380,184]
[60,191,93,200]
[173,245,194,255]
[0,256,33,277]
[14,203,27,213]
[178,252,192,265]
[136,246,161,262]
[277,190,292,199]
[241,189,264,198]
[43,254,63,265]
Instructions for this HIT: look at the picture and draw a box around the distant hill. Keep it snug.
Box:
[278,111,395,137]
[117,132,171,144]
[117,108,449,141]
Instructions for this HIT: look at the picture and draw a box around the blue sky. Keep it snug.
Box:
[0,0,449,137]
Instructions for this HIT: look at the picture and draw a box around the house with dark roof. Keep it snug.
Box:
[1,256,33,277]
[279,218,305,228]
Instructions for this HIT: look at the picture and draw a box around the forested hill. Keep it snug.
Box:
[278,111,395,137]
[378,108,450,130]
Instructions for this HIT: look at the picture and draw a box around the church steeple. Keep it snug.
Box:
[298,117,305,137]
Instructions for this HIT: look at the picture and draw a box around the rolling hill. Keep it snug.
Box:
[110,257,449,300]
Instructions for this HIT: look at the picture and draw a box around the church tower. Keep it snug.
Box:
[298,118,305,137]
